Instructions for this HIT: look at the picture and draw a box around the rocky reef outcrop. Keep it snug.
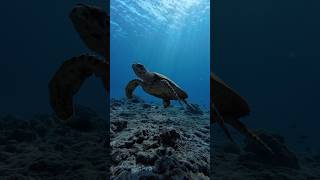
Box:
[110,97,210,180]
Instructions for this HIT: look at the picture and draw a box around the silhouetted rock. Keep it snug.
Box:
[241,131,300,169]
[64,106,106,132]
[222,143,241,154]
[110,98,210,179]
[159,128,181,148]
[136,152,158,165]
[0,106,109,180]
[111,120,128,132]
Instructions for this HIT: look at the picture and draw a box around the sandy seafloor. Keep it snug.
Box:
[110,97,210,179]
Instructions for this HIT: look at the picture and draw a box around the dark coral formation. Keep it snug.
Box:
[110,98,210,180]
[241,131,300,169]
[0,106,109,180]
[212,128,320,180]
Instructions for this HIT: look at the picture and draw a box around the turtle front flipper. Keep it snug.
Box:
[49,54,107,121]
[226,118,273,154]
[125,79,143,99]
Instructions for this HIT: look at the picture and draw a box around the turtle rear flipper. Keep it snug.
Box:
[182,99,203,114]
[213,105,235,143]
[125,79,143,99]
[49,54,107,121]
[160,79,185,107]
[226,118,273,154]
[163,99,170,108]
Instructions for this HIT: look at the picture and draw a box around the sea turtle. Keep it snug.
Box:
[126,63,195,110]
[211,72,273,153]
[49,4,109,121]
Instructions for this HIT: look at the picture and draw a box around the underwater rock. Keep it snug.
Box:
[74,105,99,119]
[132,129,149,144]
[28,158,67,174]
[136,151,158,165]
[154,156,181,174]
[0,114,28,130]
[153,156,209,180]
[128,96,144,104]
[111,150,130,164]
[0,106,109,179]
[117,140,135,149]
[8,129,37,142]
[111,98,124,108]
[119,112,136,118]
[241,131,300,169]
[110,98,210,179]
[142,103,152,109]
[159,128,181,148]
[111,119,128,133]
[64,105,107,132]
[222,143,241,154]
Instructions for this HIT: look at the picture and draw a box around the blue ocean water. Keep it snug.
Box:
[110,0,210,108]
[0,0,108,116]
[213,0,320,151]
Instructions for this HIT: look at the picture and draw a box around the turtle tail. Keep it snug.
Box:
[227,119,274,154]
[182,99,198,112]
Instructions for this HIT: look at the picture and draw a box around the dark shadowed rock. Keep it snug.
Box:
[136,152,158,165]
[64,106,106,132]
[142,103,152,109]
[222,143,241,154]
[154,156,180,174]
[128,96,144,104]
[29,159,66,173]
[111,150,130,164]
[117,140,135,149]
[110,98,210,179]
[241,131,300,169]
[111,120,128,132]
[159,128,181,148]
[8,129,36,142]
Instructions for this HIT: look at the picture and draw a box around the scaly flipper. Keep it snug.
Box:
[182,99,201,113]
[49,54,107,121]
[227,118,273,154]
[160,79,199,112]
[125,79,143,99]
[160,79,185,108]
[213,103,235,143]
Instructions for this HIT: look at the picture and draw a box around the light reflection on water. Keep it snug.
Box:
[110,0,210,38]
[110,0,210,108]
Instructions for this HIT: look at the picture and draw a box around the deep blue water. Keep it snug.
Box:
[110,0,210,108]
[0,1,108,116]
[213,0,320,150]
[0,0,319,152]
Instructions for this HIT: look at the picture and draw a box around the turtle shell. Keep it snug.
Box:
[70,4,108,57]
[141,72,188,100]
[211,73,250,119]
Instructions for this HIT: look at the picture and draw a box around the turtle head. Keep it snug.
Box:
[69,4,108,57]
[132,63,151,80]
